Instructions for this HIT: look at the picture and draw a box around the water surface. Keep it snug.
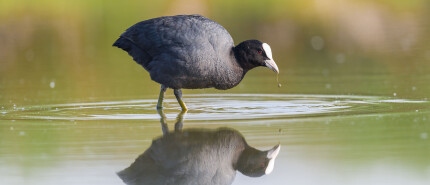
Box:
[1,94,429,185]
[1,1,430,184]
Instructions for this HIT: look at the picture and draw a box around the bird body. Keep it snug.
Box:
[114,15,242,90]
[117,128,281,185]
[114,15,279,110]
[118,128,239,185]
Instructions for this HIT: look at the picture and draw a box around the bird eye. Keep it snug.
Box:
[258,50,262,55]
[260,163,265,167]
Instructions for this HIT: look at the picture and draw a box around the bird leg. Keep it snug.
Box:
[157,108,169,135]
[174,89,188,111]
[156,85,167,110]
[174,110,187,132]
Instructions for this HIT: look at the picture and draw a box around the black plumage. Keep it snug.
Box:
[117,127,281,185]
[113,15,279,110]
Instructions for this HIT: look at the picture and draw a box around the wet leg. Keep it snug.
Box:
[156,85,167,110]
[174,110,187,132]
[174,89,188,111]
[157,108,169,135]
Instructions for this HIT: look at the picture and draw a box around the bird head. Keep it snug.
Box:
[236,144,281,177]
[234,40,279,73]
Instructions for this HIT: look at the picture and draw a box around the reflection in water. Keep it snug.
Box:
[117,110,281,185]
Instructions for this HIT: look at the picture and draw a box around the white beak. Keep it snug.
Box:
[262,43,279,74]
[265,59,279,74]
[265,144,281,175]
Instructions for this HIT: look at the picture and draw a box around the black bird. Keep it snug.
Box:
[117,127,281,185]
[113,14,279,110]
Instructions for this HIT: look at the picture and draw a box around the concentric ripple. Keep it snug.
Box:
[1,94,427,121]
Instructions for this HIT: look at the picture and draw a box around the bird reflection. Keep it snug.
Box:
[117,110,281,185]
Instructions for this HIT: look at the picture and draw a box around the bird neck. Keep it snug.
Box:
[235,145,263,174]
[232,139,249,170]
[232,44,257,72]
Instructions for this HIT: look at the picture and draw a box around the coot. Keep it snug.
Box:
[117,127,281,185]
[113,15,279,110]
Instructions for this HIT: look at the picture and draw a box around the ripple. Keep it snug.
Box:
[2,94,428,121]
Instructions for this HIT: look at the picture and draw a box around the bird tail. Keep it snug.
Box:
[113,36,152,70]
[116,167,133,184]
[116,160,150,184]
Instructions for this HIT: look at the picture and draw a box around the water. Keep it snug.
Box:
[2,1,430,184]
[1,94,429,185]
[1,94,428,121]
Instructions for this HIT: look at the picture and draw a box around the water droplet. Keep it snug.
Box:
[325,84,332,89]
[336,53,345,64]
[310,36,324,51]
[19,131,26,136]
[50,81,56,88]
[322,69,330,76]
[412,86,417,91]
[10,127,14,131]
[393,92,397,97]
[276,73,282,88]
[420,133,428,139]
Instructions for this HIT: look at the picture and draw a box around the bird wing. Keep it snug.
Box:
[119,15,234,64]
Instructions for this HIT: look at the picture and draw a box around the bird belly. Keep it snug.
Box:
[150,70,214,89]
[147,52,242,90]
[150,70,240,90]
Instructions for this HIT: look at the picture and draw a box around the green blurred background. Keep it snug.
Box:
[1,1,430,185]
[1,0,430,107]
